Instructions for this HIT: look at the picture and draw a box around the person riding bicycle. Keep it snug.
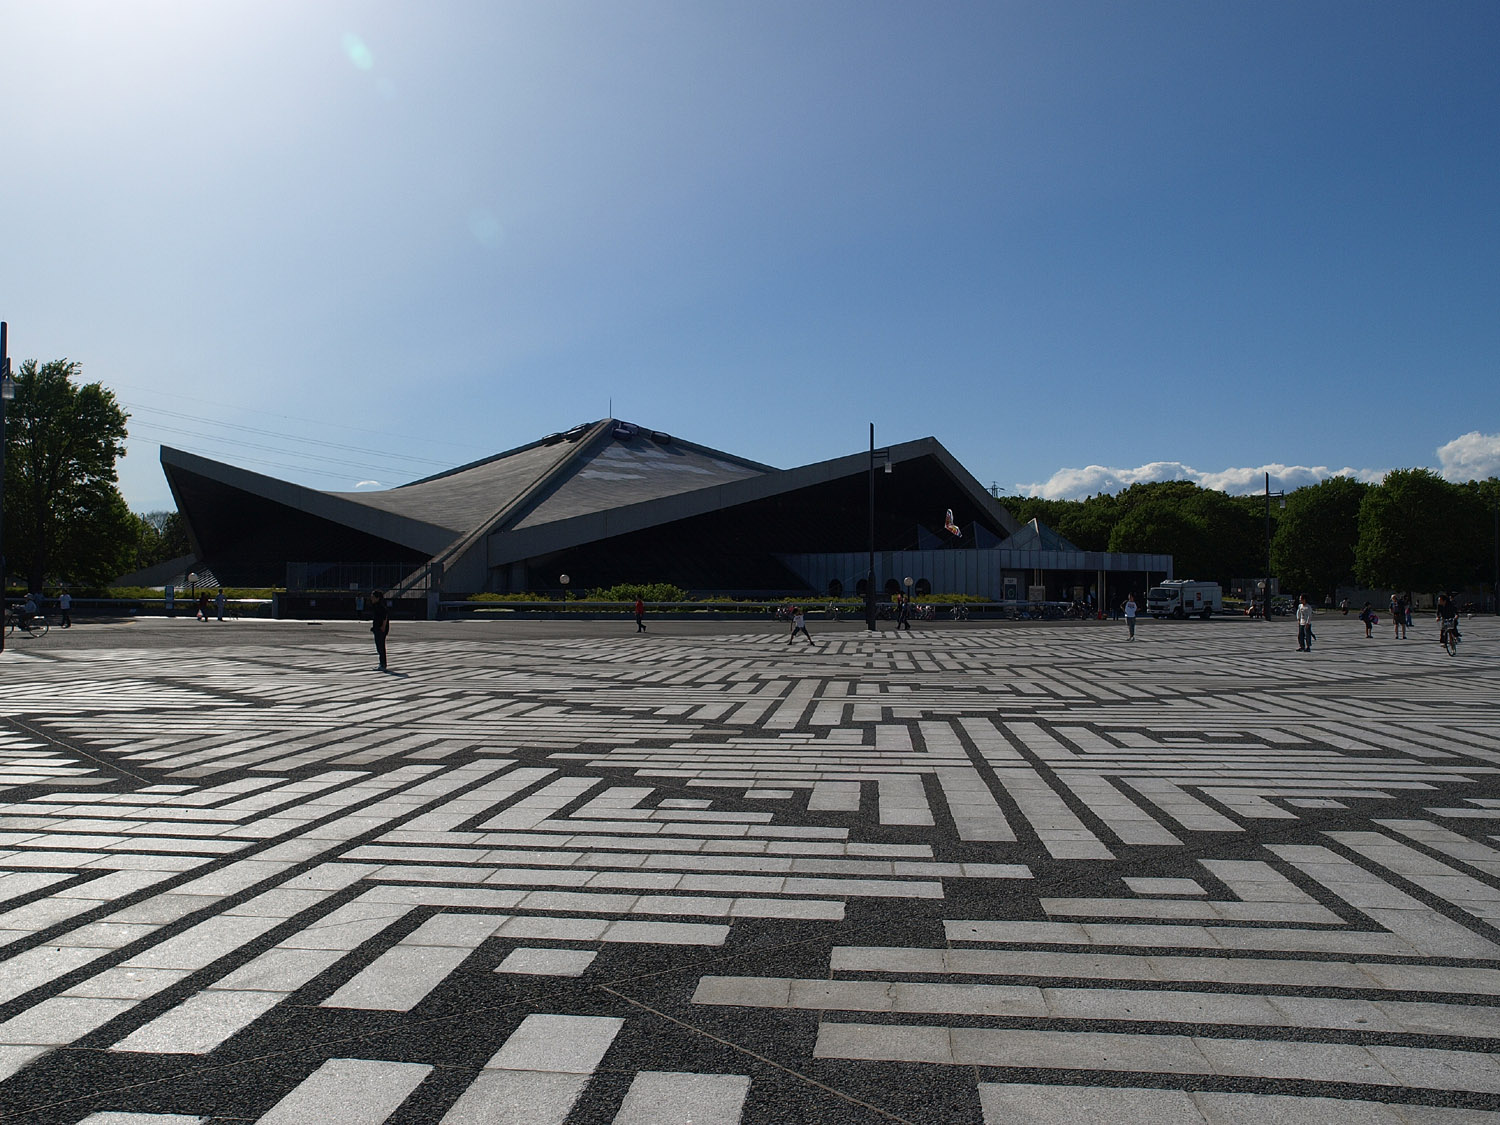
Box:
[19,592,38,633]
[1437,594,1461,646]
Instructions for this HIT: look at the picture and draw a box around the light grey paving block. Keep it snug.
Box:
[1048,985,1280,1026]
[255,1057,432,1124]
[812,1021,954,1064]
[1364,1043,1500,1094]
[0,996,135,1045]
[402,912,504,947]
[954,1027,1211,1073]
[120,915,283,970]
[322,943,473,1011]
[494,916,608,942]
[494,948,597,977]
[600,920,729,945]
[439,1070,590,1125]
[73,1114,209,1124]
[611,1070,750,1124]
[111,989,284,1054]
[1191,1091,1409,1124]
[211,948,345,992]
[1125,878,1207,896]
[978,1082,1206,1124]
[692,976,792,1008]
[62,967,189,1000]
[485,1014,624,1073]
[1193,1036,1397,1086]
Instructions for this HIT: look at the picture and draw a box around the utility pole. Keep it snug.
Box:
[866,423,876,631]
[0,322,10,655]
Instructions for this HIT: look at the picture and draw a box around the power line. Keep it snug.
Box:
[110,381,495,458]
[122,401,453,469]
[126,435,386,488]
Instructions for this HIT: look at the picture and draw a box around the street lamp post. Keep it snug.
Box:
[1263,472,1285,621]
[865,424,892,632]
[904,576,913,626]
[559,573,569,612]
[866,424,876,631]
[0,322,12,656]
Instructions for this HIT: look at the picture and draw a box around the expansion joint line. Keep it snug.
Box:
[2,714,154,785]
[598,985,919,1124]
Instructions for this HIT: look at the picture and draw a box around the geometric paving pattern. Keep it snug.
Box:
[0,615,1497,1122]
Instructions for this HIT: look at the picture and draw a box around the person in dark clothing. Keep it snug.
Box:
[635,597,646,632]
[371,590,391,671]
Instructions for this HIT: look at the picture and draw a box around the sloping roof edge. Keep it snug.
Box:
[471,435,1016,569]
[160,447,459,555]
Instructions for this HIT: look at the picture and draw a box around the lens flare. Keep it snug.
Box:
[468,209,503,247]
[342,33,374,71]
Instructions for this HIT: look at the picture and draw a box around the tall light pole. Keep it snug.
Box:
[866,424,876,631]
[1263,471,1285,621]
[0,323,12,656]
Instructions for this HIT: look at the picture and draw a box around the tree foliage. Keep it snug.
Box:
[1355,469,1488,592]
[134,510,192,570]
[3,359,132,588]
[1270,476,1368,598]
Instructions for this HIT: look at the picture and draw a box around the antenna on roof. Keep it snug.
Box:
[609,397,613,420]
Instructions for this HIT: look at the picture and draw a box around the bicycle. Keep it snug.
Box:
[5,611,49,638]
[1441,619,1461,657]
[949,604,969,621]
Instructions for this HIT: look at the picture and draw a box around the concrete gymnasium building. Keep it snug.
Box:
[161,419,1169,613]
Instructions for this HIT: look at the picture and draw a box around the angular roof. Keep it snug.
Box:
[161,418,1019,591]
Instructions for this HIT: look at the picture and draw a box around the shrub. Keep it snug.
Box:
[587,582,689,602]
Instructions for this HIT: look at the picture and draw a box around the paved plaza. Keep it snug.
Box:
[0,613,1497,1123]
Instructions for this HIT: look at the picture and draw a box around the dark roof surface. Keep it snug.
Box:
[321,421,767,535]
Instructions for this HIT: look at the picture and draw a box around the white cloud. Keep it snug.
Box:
[1016,462,1384,500]
[1436,431,1500,482]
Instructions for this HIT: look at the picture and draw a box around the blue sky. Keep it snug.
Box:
[3,1,1497,511]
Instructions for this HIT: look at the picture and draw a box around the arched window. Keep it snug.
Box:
[915,578,931,596]
[884,578,901,595]
[827,579,844,597]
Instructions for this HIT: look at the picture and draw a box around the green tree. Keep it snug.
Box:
[1354,469,1484,593]
[1182,489,1262,586]
[1108,500,1207,574]
[1271,476,1368,599]
[1055,494,1118,551]
[134,509,192,569]
[3,359,131,588]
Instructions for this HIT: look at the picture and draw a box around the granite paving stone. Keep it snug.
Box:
[0,616,1497,1122]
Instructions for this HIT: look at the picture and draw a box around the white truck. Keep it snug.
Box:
[1146,579,1222,620]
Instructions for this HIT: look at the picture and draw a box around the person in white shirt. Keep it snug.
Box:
[1123,594,1137,640]
[788,607,813,645]
[58,591,72,628]
[1296,594,1315,651]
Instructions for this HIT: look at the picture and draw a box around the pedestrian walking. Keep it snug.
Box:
[215,589,226,622]
[634,596,646,632]
[1123,593,1137,640]
[197,592,210,621]
[1393,595,1407,640]
[58,591,72,629]
[370,589,391,671]
[1340,597,1349,615]
[788,606,813,645]
[896,593,911,631]
[1296,594,1314,651]
[1359,601,1374,637]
